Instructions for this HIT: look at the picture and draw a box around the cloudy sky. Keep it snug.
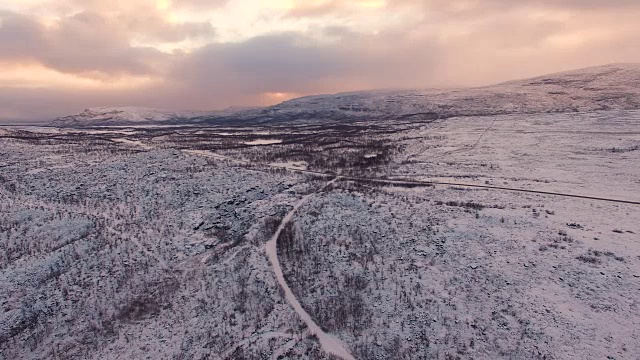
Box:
[1,0,639,121]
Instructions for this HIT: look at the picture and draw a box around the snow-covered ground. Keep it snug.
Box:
[394,109,640,202]
[264,177,355,360]
[2,64,640,359]
[3,105,639,359]
[0,139,332,359]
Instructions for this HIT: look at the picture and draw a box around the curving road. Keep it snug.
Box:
[264,178,355,360]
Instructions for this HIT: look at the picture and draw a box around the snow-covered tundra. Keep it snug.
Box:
[2,64,640,359]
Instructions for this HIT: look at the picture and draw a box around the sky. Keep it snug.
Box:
[1,0,639,121]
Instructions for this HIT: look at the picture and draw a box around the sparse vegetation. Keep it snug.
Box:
[2,104,640,359]
[577,254,601,264]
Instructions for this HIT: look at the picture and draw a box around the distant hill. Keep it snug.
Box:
[256,63,640,122]
[50,107,223,127]
[51,64,640,127]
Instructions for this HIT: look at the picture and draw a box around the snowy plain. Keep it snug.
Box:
[2,64,640,359]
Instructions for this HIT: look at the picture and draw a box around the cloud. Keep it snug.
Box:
[122,10,216,44]
[283,0,640,21]
[170,0,229,10]
[175,33,354,94]
[1,0,640,121]
[0,27,442,119]
[0,85,177,122]
[0,11,164,77]
[284,0,343,18]
[170,29,441,107]
[389,0,640,12]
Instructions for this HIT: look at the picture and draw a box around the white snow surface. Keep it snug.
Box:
[3,64,640,359]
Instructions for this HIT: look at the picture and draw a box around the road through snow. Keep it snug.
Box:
[105,141,639,205]
[264,178,355,360]
[183,149,640,205]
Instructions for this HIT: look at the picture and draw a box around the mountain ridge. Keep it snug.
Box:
[51,63,640,127]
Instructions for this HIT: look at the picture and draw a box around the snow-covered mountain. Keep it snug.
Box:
[50,107,223,127]
[256,63,640,122]
[51,64,640,127]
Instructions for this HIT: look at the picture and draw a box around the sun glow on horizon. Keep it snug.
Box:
[359,0,385,8]
[156,0,171,11]
[260,91,301,104]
